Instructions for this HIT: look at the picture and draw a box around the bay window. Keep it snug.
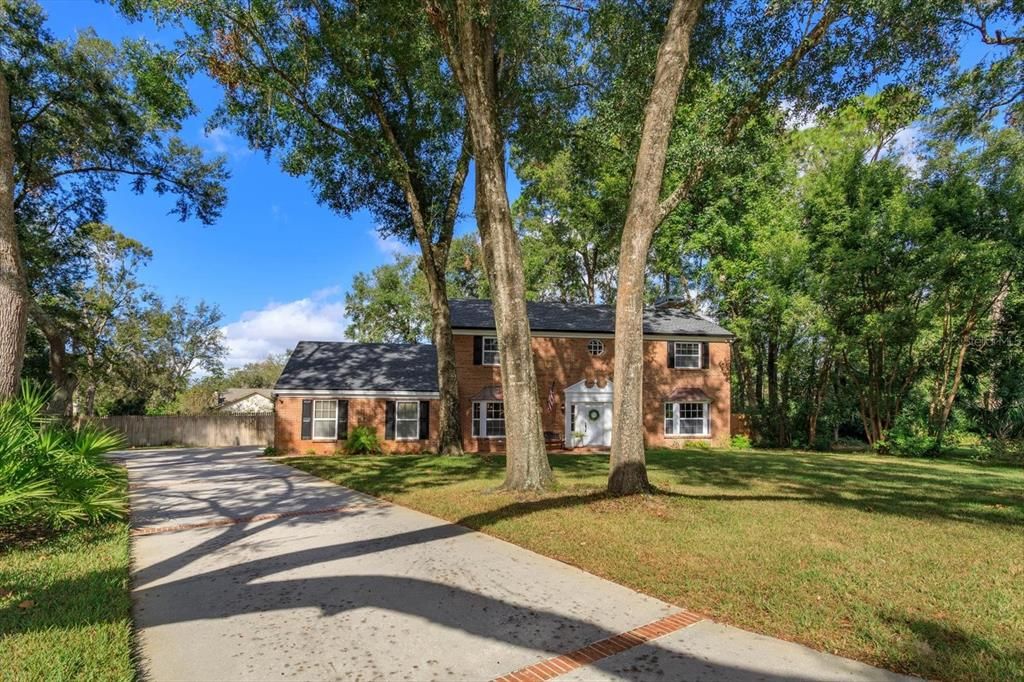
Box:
[664,402,709,436]
[472,400,505,438]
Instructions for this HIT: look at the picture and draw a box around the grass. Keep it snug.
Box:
[283,448,1024,682]
[0,483,133,681]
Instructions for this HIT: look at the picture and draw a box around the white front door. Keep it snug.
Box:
[574,402,612,447]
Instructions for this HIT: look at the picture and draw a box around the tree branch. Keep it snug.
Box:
[656,4,838,224]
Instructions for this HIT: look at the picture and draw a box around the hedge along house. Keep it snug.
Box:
[273,342,440,454]
[272,299,734,454]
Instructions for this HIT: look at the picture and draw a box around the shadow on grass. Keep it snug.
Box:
[0,525,130,637]
[435,449,1024,529]
[282,453,505,497]
[882,612,1024,680]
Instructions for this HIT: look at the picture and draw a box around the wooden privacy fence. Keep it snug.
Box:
[85,413,275,448]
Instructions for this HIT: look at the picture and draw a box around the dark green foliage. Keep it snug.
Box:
[729,434,752,450]
[0,383,126,531]
[345,425,383,455]
[344,235,488,343]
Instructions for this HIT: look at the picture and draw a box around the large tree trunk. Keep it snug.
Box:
[424,267,463,454]
[366,96,469,456]
[609,0,703,495]
[425,0,551,490]
[0,72,27,400]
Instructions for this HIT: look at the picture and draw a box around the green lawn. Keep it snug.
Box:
[283,448,1024,682]
[0,519,133,680]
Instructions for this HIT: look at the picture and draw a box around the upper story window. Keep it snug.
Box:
[482,336,500,365]
[587,339,605,356]
[673,342,701,369]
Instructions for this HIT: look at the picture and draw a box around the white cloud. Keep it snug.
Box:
[220,290,349,368]
[889,125,925,174]
[202,127,253,159]
[371,229,416,258]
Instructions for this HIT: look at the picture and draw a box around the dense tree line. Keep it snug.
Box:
[3,0,1022,492]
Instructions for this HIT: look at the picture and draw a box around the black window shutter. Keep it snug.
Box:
[473,336,483,365]
[300,399,313,440]
[667,341,675,369]
[701,342,710,369]
[337,400,348,440]
[385,400,396,440]
[419,400,429,439]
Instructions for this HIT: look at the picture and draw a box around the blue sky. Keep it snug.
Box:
[41,0,496,367]
[38,2,1007,367]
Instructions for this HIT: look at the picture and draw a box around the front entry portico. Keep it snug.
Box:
[564,379,613,448]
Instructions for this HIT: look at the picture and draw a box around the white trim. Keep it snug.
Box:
[274,389,440,399]
[394,400,420,441]
[564,380,613,447]
[311,399,338,441]
[672,341,702,370]
[472,400,506,439]
[481,336,500,365]
[452,328,732,342]
[663,400,711,438]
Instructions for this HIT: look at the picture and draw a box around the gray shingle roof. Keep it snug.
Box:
[449,299,733,337]
[274,342,438,393]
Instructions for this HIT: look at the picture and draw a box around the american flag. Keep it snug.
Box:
[547,381,557,412]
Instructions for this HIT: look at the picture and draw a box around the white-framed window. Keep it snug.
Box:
[395,400,420,440]
[472,400,505,438]
[312,399,338,440]
[482,336,500,365]
[587,339,605,356]
[673,342,701,369]
[664,402,709,436]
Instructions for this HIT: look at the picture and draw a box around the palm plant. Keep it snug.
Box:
[0,382,126,530]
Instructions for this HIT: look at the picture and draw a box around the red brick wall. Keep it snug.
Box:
[275,396,439,455]
[454,334,731,452]
[643,339,731,449]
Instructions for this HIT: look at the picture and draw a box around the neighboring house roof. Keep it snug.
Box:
[219,388,273,405]
[449,299,733,338]
[274,341,439,394]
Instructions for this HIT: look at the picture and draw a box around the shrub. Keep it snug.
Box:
[0,382,126,531]
[263,446,279,456]
[876,418,935,457]
[981,438,1024,466]
[346,426,382,455]
[730,434,752,450]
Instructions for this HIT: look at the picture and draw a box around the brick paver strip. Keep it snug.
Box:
[131,503,382,536]
[493,610,705,682]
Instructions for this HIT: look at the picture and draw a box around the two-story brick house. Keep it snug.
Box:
[272,299,733,454]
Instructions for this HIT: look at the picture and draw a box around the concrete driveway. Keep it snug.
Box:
[125,447,914,681]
